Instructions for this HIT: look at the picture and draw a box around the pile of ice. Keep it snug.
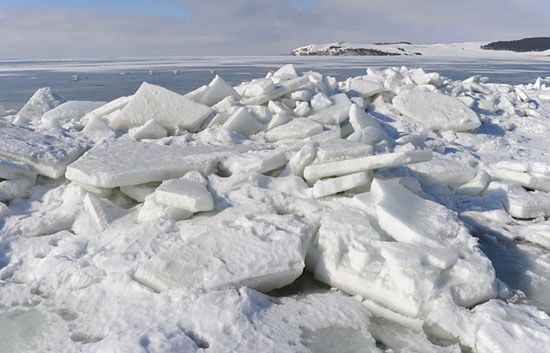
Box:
[1,64,550,352]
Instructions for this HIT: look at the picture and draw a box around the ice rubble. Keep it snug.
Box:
[1,66,550,352]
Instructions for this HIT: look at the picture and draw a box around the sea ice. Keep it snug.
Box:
[14,87,65,125]
[393,89,481,131]
[41,100,105,130]
[155,177,214,213]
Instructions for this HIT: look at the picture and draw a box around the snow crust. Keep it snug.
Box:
[1,64,550,352]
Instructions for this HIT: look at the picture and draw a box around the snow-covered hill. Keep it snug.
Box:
[292,41,550,57]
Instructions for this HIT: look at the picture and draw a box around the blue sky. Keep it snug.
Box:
[0,0,191,18]
[0,0,548,58]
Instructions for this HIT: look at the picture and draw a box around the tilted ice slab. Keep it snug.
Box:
[41,100,106,129]
[370,179,496,309]
[200,75,241,106]
[304,144,432,182]
[393,89,481,131]
[407,153,477,188]
[308,182,496,318]
[14,87,65,125]
[312,172,370,198]
[110,82,213,132]
[65,139,230,188]
[242,76,309,105]
[0,123,88,179]
[135,204,315,292]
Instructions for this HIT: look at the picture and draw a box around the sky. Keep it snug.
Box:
[0,0,548,58]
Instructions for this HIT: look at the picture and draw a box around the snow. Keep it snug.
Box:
[2,63,550,352]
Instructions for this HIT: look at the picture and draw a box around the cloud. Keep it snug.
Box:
[0,0,548,58]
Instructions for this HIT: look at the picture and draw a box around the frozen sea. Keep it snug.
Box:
[1,55,550,111]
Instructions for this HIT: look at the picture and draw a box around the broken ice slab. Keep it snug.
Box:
[0,123,88,179]
[393,89,481,131]
[308,93,352,125]
[65,139,231,188]
[134,205,315,293]
[489,160,550,192]
[348,78,384,98]
[312,172,370,198]
[14,87,65,125]
[110,82,213,132]
[308,204,495,319]
[155,178,214,213]
[265,118,324,142]
[487,181,550,219]
[241,76,309,105]
[303,144,432,183]
[41,100,106,129]
[220,149,287,175]
[200,75,241,106]
[0,159,36,180]
[407,153,477,188]
[425,300,550,353]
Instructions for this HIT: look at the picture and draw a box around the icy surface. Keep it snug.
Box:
[2,66,550,352]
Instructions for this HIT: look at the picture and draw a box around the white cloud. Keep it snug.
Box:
[0,1,548,58]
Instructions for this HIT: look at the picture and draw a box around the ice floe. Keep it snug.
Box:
[1,64,550,352]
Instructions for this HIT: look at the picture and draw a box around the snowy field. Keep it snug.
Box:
[1,57,550,352]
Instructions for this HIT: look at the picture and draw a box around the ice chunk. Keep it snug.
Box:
[371,179,466,246]
[349,104,383,132]
[14,87,65,125]
[426,300,550,353]
[265,118,323,142]
[84,95,132,121]
[239,78,275,97]
[41,101,105,129]
[200,75,241,106]
[220,149,287,175]
[0,159,36,180]
[294,101,311,117]
[0,123,88,179]
[349,79,384,97]
[65,140,228,188]
[304,145,432,182]
[266,112,291,130]
[311,92,333,111]
[82,194,126,232]
[223,107,262,137]
[110,82,213,132]
[138,194,192,223]
[272,64,298,82]
[280,143,318,177]
[120,183,158,203]
[155,178,214,213]
[308,93,352,125]
[487,181,550,219]
[489,164,550,192]
[135,205,314,292]
[393,90,481,131]
[81,116,115,142]
[308,205,494,318]
[128,119,167,141]
[242,76,308,105]
[407,153,477,188]
[456,169,490,195]
[313,172,370,198]
[314,138,373,163]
